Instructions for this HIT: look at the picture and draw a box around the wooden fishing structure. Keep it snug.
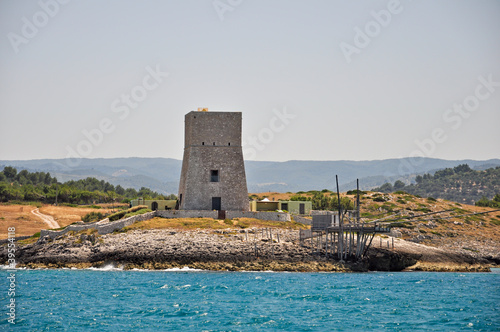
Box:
[299,175,500,262]
[300,177,390,261]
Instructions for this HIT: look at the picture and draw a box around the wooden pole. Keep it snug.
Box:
[336,175,344,261]
[356,178,360,223]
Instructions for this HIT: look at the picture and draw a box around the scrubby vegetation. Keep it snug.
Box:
[290,190,354,211]
[107,206,151,222]
[80,205,151,223]
[81,211,105,223]
[475,194,500,208]
[373,164,500,204]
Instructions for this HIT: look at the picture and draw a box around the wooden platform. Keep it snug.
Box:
[300,222,391,261]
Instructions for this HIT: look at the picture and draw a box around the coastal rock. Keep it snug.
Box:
[366,249,417,271]
[0,228,494,272]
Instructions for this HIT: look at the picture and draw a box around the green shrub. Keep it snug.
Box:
[346,189,367,195]
[81,211,105,223]
[427,197,437,202]
[60,203,78,207]
[108,205,148,221]
[290,195,309,201]
[373,196,386,202]
[124,208,151,218]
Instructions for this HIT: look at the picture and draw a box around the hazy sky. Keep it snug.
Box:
[1,0,499,162]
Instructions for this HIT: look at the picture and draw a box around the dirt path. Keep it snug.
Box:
[31,208,60,229]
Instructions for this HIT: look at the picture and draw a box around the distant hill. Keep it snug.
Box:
[1,157,499,194]
[374,164,500,204]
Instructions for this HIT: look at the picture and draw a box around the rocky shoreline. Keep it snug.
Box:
[1,228,495,272]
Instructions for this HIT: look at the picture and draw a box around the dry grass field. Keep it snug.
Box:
[0,204,121,239]
[0,204,47,239]
[125,217,307,232]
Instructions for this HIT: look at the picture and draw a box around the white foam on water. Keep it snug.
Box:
[0,265,27,270]
[87,264,123,271]
[163,266,204,272]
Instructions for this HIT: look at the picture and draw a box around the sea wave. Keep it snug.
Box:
[0,265,26,270]
[163,266,204,272]
[87,264,124,271]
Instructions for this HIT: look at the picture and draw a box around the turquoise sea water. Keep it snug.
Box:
[1,268,499,331]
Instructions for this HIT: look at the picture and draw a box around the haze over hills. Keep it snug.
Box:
[1,157,499,195]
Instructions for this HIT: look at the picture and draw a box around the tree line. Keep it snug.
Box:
[0,166,176,204]
[290,190,355,211]
[373,164,500,205]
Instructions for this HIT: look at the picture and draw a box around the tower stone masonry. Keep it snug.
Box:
[178,109,249,211]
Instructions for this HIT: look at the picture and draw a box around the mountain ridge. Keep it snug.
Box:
[1,157,499,195]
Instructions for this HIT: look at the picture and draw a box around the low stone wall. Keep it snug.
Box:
[227,211,290,222]
[292,215,312,225]
[311,210,338,215]
[156,210,217,219]
[98,212,156,235]
[38,214,156,240]
[40,223,99,240]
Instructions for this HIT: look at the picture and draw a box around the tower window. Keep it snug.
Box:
[213,142,215,146]
[228,142,230,146]
[202,142,204,145]
[210,170,219,182]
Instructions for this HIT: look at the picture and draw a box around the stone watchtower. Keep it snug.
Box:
[178,109,249,211]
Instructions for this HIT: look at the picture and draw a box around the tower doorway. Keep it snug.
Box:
[212,197,221,210]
